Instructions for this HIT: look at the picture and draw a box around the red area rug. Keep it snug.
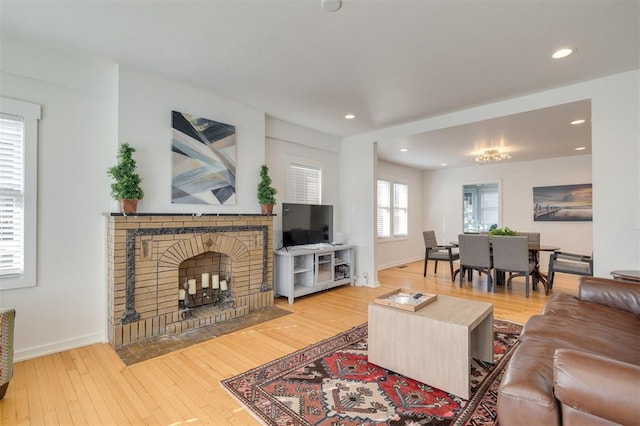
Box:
[221,320,522,425]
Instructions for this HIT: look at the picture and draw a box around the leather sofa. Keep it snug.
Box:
[497,276,640,425]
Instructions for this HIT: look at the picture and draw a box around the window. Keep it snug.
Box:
[393,182,408,237]
[377,179,408,238]
[0,97,41,290]
[287,163,322,204]
[377,180,391,238]
[462,182,500,233]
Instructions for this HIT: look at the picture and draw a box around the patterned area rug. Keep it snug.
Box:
[221,319,522,425]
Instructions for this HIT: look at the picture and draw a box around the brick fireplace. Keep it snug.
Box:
[106,213,274,349]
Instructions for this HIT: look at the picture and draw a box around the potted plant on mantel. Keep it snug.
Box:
[107,143,144,214]
[257,164,277,214]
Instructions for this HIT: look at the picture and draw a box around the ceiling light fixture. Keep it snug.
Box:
[552,48,574,59]
[474,149,511,164]
[440,163,448,166]
[344,114,355,120]
[400,148,409,152]
[571,119,586,125]
[575,146,587,151]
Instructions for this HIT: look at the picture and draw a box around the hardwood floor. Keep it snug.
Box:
[1,261,580,425]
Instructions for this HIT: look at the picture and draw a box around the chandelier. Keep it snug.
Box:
[474,149,511,163]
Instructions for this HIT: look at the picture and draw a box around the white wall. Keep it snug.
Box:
[0,43,269,360]
[340,139,377,285]
[0,38,118,360]
[589,71,640,273]
[423,155,593,271]
[265,118,342,249]
[344,70,639,279]
[376,160,424,269]
[118,67,266,214]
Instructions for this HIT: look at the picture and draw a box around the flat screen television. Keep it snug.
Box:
[282,203,333,247]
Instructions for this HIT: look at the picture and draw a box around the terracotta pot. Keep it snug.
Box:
[260,204,274,215]
[120,199,138,214]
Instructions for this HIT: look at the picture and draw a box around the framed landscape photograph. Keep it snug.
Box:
[171,111,236,205]
[532,184,592,222]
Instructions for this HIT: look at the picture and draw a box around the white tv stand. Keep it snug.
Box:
[274,244,354,304]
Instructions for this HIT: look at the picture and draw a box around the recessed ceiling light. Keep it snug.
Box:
[400,148,409,152]
[571,119,586,125]
[552,48,574,59]
[321,0,343,12]
[440,163,448,166]
[575,146,587,151]
[344,114,355,120]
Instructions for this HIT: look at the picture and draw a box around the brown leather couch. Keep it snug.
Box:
[497,276,640,425]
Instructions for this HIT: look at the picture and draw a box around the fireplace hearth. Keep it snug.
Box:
[106,213,274,349]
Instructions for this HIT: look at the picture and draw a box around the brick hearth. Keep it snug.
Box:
[106,213,274,349]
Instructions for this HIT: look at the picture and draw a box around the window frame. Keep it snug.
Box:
[462,181,502,233]
[377,178,409,240]
[0,97,41,290]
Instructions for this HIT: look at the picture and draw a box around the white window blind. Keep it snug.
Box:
[393,182,408,236]
[288,163,322,204]
[377,179,409,239]
[377,179,390,238]
[0,113,24,276]
[1,97,40,290]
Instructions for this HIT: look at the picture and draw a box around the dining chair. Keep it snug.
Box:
[547,251,593,289]
[454,234,492,289]
[492,236,536,297]
[516,231,540,245]
[423,230,459,282]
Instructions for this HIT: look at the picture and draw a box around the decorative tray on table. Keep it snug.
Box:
[374,288,438,312]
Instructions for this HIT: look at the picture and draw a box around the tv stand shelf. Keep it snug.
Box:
[274,245,355,304]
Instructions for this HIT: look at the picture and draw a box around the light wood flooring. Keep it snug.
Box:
[1,261,580,425]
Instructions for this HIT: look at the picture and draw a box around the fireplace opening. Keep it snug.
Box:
[178,251,234,317]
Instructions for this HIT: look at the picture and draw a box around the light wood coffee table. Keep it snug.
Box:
[368,294,493,399]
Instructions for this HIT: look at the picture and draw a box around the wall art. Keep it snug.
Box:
[171,111,236,205]
[532,183,592,221]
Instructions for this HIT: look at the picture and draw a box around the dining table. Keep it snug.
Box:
[527,244,561,293]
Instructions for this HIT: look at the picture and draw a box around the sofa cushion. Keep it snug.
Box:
[498,340,561,426]
[528,293,640,365]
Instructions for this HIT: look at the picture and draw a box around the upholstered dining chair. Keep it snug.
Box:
[492,236,537,297]
[515,231,541,288]
[423,230,459,281]
[547,251,593,289]
[516,231,540,245]
[454,234,492,289]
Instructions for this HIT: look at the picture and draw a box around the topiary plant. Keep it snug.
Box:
[107,143,144,212]
[257,164,277,212]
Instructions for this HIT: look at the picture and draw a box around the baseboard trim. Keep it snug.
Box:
[14,332,107,362]
[377,256,423,271]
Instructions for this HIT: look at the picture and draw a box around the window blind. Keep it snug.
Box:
[288,163,321,204]
[0,113,25,276]
[393,182,408,236]
[377,179,390,238]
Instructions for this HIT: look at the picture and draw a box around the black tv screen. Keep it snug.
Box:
[282,203,333,247]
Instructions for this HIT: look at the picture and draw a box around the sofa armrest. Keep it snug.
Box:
[578,276,640,315]
[554,348,640,426]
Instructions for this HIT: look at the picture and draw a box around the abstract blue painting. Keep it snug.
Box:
[171,111,236,205]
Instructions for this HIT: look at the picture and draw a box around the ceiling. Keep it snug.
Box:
[1,0,638,169]
[378,99,593,170]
